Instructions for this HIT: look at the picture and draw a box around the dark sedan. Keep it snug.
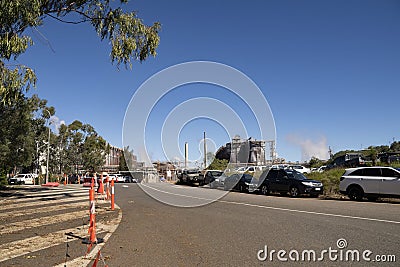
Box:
[204,170,224,188]
[258,169,323,197]
[224,173,259,193]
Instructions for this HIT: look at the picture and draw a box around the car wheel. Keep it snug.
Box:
[239,184,246,193]
[261,185,269,195]
[348,186,364,201]
[289,187,299,197]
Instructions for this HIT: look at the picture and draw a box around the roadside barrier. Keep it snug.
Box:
[106,176,110,200]
[98,175,104,194]
[41,182,60,187]
[111,180,115,211]
[83,185,103,253]
[92,249,108,267]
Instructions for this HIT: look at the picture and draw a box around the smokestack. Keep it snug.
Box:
[204,132,207,169]
[185,142,188,168]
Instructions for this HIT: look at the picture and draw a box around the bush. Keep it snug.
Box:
[307,168,345,195]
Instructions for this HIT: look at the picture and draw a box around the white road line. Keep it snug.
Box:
[141,183,400,225]
[23,190,88,198]
[2,191,88,204]
[54,206,122,267]
[0,201,87,219]
[0,209,121,263]
[0,210,88,235]
[0,196,88,211]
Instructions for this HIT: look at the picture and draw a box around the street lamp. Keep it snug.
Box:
[44,109,51,184]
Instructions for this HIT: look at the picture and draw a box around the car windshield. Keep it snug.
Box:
[243,174,255,183]
[187,170,199,174]
[287,171,307,180]
[209,171,223,176]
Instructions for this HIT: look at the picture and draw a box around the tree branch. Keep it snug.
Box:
[46,13,90,24]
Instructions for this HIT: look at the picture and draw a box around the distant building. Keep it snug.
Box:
[101,145,122,172]
[153,161,178,181]
[216,136,271,165]
[101,145,138,173]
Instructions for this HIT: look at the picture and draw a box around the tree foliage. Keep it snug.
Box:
[0,0,161,104]
[207,158,229,170]
[56,120,107,174]
[0,94,51,176]
[308,157,324,168]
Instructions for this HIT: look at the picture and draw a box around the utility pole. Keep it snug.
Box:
[203,132,207,169]
[184,142,188,169]
[44,109,51,184]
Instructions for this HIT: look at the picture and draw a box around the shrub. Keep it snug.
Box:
[307,168,345,195]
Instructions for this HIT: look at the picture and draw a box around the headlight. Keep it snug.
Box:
[302,182,314,186]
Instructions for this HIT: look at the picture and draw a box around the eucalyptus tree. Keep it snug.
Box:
[0,0,161,104]
[0,94,52,178]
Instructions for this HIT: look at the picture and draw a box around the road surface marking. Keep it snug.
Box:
[0,211,120,263]
[0,201,86,219]
[141,183,400,225]
[0,196,88,211]
[54,206,122,267]
[0,210,88,235]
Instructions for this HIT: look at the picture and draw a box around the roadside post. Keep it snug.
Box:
[83,184,103,253]
[111,179,115,211]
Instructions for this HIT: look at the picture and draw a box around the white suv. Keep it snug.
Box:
[339,167,400,201]
[8,174,35,185]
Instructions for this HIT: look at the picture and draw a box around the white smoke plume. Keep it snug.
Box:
[286,134,329,162]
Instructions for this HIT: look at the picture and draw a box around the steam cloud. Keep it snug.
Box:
[286,134,329,162]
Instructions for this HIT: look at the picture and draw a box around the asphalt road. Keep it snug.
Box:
[101,183,400,266]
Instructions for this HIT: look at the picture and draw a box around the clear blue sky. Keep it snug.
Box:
[21,0,400,163]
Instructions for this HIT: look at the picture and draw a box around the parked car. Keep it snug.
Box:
[124,176,138,183]
[287,165,311,174]
[258,169,323,197]
[8,174,35,185]
[115,174,125,183]
[181,168,202,184]
[339,167,400,201]
[224,173,259,193]
[212,173,229,188]
[203,170,224,188]
[317,166,327,173]
[235,166,266,174]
